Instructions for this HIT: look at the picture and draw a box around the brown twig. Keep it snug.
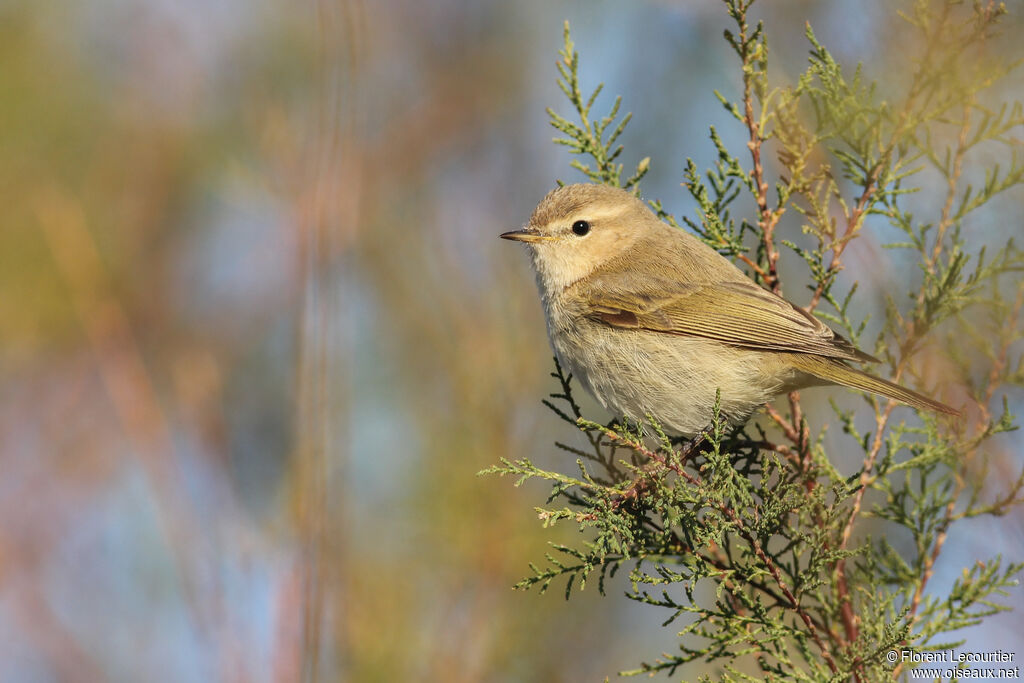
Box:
[592,424,842,674]
[904,280,1023,626]
[930,102,973,273]
[892,305,1018,679]
[805,163,885,314]
[723,505,841,674]
[822,14,983,670]
[650,521,832,634]
[737,251,771,283]
[765,405,801,444]
[841,83,979,679]
[835,398,898,637]
[739,26,785,296]
[802,5,972,320]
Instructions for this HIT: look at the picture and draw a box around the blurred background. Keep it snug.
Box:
[1,1,1022,681]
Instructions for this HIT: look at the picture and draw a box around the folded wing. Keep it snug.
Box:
[579,273,877,364]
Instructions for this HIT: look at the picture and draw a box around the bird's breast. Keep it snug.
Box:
[542,301,797,435]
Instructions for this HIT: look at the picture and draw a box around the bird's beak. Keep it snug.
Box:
[500,228,551,243]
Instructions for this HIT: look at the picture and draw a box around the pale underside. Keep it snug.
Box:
[544,295,826,436]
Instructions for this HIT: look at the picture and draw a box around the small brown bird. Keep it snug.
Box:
[501,183,957,436]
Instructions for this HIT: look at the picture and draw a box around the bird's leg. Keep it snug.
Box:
[679,427,711,460]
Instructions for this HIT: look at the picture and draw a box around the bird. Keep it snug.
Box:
[501,183,958,436]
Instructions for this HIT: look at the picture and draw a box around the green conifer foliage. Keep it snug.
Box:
[485,1,1024,679]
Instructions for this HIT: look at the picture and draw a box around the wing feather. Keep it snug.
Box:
[579,274,877,363]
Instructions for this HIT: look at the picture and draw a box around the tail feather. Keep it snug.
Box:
[791,356,960,416]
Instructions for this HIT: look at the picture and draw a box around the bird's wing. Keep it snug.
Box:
[579,274,877,363]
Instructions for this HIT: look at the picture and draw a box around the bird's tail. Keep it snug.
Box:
[790,355,960,416]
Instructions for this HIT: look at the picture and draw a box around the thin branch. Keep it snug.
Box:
[805,162,884,313]
[591,423,841,674]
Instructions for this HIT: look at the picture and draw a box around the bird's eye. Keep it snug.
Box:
[571,220,591,236]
